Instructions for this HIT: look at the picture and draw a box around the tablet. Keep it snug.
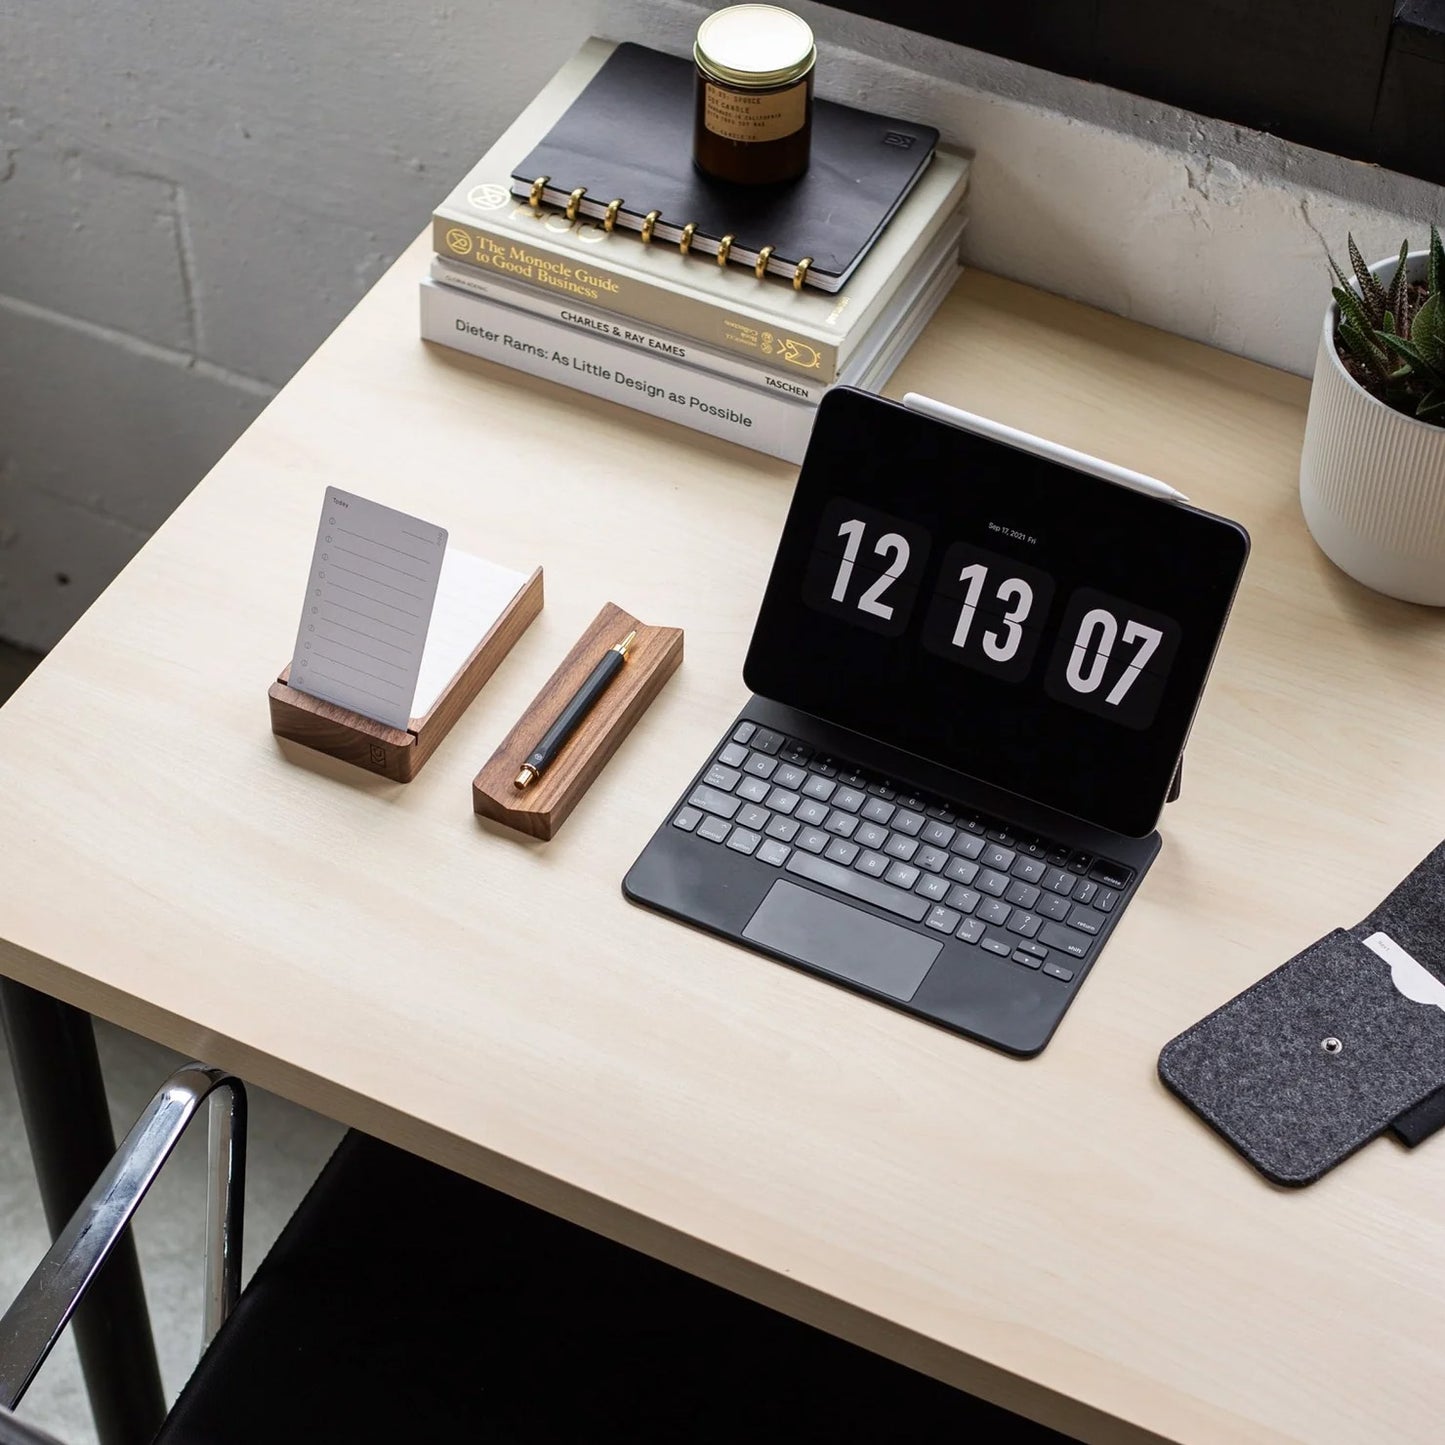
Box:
[744,388,1250,837]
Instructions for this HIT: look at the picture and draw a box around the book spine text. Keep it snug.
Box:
[432,216,843,383]
[430,260,829,404]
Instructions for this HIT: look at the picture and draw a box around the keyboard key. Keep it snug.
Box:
[752,728,785,755]
[981,936,1012,957]
[854,822,888,850]
[795,799,829,825]
[779,740,812,765]
[914,844,949,873]
[672,806,703,832]
[978,898,1011,926]
[1011,856,1046,883]
[982,843,1016,871]
[914,873,950,902]
[921,820,956,848]
[837,769,868,788]
[861,797,896,825]
[737,777,771,803]
[1007,911,1043,939]
[801,775,836,802]
[774,763,807,790]
[924,805,955,823]
[957,813,986,835]
[956,917,986,944]
[892,810,925,836]
[765,816,800,842]
[731,721,756,745]
[1072,879,1098,906]
[985,827,1016,845]
[885,861,921,890]
[926,905,962,933]
[883,834,918,862]
[796,827,829,854]
[1046,845,1072,865]
[867,780,898,800]
[944,856,979,885]
[697,815,731,844]
[743,752,778,779]
[689,785,741,819]
[831,786,866,813]
[718,743,748,768]
[1017,836,1048,858]
[727,828,761,856]
[1018,941,1049,959]
[1039,922,1092,959]
[1013,950,1042,969]
[825,838,860,866]
[1068,906,1104,936]
[1068,851,1094,873]
[766,788,801,815]
[854,850,888,877]
[1043,961,1075,982]
[757,839,791,867]
[1038,893,1071,921]
[976,868,1009,896]
[824,810,859,838]
[953,834,985,861]
[898,793,927,811]
[704,764,741,791]
[809,755,839,778]
[786,852,930,921]
[1042,867,1077,896]
[946,884,981,913]
[1090,860,1132,889]
[1005,880,1040,908]
[1094,886,1120,913]
[736,803,770,831]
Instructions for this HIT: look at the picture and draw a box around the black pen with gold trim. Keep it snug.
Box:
[514,630,637,789]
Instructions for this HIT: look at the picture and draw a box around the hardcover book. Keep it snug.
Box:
[432,39,969,385]
[511,42,940,293]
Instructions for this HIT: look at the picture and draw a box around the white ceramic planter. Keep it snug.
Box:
[1299,251,1445,606]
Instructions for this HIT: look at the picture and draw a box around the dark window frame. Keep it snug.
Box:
[822,1,1445,186]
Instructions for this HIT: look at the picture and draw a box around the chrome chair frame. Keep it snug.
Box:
[0,1063,246,1432]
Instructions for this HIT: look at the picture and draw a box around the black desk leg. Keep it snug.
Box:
[0,980,166,1445]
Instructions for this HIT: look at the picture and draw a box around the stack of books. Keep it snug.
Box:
[422,39,970,462]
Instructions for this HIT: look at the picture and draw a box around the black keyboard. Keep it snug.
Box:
[668,719,1133,985]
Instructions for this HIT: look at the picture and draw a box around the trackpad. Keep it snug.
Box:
[743,880,941,1002]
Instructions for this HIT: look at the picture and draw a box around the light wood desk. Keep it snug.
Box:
[2,233,1443,1444]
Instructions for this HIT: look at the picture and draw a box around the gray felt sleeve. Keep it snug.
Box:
[1158,928,1445,1187]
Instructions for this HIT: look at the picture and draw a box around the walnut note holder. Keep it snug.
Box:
[473,602,683,839]
[268,567,544,782]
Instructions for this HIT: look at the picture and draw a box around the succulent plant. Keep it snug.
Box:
[1328,227,1444,425]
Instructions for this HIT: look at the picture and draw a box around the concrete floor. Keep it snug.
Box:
[0,643,345,1442]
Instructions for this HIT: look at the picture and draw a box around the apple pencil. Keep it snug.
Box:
[901,393,1190,504]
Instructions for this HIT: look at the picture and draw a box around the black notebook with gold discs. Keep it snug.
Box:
[511,42,939,293]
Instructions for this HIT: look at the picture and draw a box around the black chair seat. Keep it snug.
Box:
[157,1132,1069,1443]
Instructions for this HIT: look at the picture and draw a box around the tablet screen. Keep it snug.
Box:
[744,388,1249,836]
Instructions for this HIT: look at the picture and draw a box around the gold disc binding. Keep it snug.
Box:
[528,176,549,212]
[754,244,775,280]
[679,221,697,255]
[716,234,735,267]
[640,209,661,244]
[793,256,813,291]
[603,198,623,233]
[565,187,587,222]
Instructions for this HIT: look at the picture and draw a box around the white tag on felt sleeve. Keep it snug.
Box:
[1363,932,1445,1014]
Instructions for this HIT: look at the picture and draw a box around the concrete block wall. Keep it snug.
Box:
[3,0,1441,650]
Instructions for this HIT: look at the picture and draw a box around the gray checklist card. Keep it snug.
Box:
[289,489,447,729]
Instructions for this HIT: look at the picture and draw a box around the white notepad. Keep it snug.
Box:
[289,489,527,729]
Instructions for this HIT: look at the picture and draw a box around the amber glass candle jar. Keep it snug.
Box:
[693,5,816,186]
